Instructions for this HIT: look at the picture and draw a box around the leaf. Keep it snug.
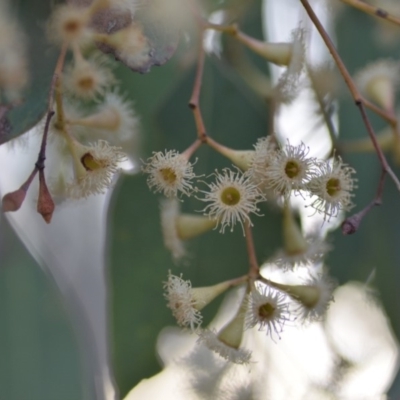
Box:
[0,1,58,145]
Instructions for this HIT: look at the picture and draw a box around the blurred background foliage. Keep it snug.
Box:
[2,0,400,399]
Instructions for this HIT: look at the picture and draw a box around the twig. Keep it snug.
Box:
[189,36,207,142]
[357,101,400,190]
[244,221,259,279]
[37,43,68,171]
[342,170,386,234]
[363,98,397,126]
[300,0,400,231]
[340,0,400,26]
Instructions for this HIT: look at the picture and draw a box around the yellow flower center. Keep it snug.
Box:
[326,178,341,197]
[285,160,300,179]
[64,20,81,35]
[160,167,177,184]
[81,153,103,171]
[259,302,275,319]
[221,187,241,206]
[78,76,95,91]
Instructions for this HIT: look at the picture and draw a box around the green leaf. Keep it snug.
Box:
[1,1,58,145]
[0,218,83,400]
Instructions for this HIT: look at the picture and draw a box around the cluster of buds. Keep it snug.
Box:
[143,136,357,264]
[143,135,355,363]
[1,0,145,222]
[163,268,336,365]
[4,0,399,391]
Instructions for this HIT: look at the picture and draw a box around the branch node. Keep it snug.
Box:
[376,8,388,18]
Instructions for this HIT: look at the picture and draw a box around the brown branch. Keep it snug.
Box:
[307,65,337,153]
[37,43,68,171]
[181,139,202,160]
[204,22,238,35]
[2,44,68,215]
[300,0,400,231]
[340,0,400,26]
[189,36,207,142]
[342,169,386,234]
[363,98,397,126]
[244,221,259,280]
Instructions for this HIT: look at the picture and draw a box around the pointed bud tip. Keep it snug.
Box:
[39,210,54,224]
[37,172,55,224]
[37,197,55,224]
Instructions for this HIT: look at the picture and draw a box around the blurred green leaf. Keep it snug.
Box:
[0,217,83,400]
[1,1,58,145]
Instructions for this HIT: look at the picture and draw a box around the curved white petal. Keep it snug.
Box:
[0,129,117,400]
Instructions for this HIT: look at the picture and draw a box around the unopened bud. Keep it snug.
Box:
[366,76,394,112]
[2,168,37,212]
[70,107,120,131]
[217,296,247,349]
[267,273,335,321]
[282,204,308,255]
[206,137,254,171]
[191,280,235,311]
[2,189,26,212]
[37,170,55,224]
[236,31,292,66]
[176,214,217,240]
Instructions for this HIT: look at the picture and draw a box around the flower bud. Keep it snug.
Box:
[2,189,26,212]
[206,137,254,171]
[164,272,235,330]
[282,204,308,256]
[236,31,292,66]
[355,59,399,112]
[267,273,336,322]
[37,170,55,224]
[176,214,217,240]
[198,294,251,364]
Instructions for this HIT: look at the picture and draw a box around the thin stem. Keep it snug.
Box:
[340,0,400,26]
[244,221,259,279]
[300,0,400,200]
[342,170,386,234]
[226,275,249,288]
[357,102,400,190]
[205,136,234,155]
[37,43,68,171]
[301,0,359,100]
[47,43,68,109]
[35,111,55,171]
[363,98,398,126]
[205,22,238,35]
[189,37,207,142]
[181,139,202,160]
[21,168,39,193]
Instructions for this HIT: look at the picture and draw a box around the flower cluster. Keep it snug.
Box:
[163,270,335,364]
[142,136,357,266]
[7,0,395,392]
[145,131,355,367]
